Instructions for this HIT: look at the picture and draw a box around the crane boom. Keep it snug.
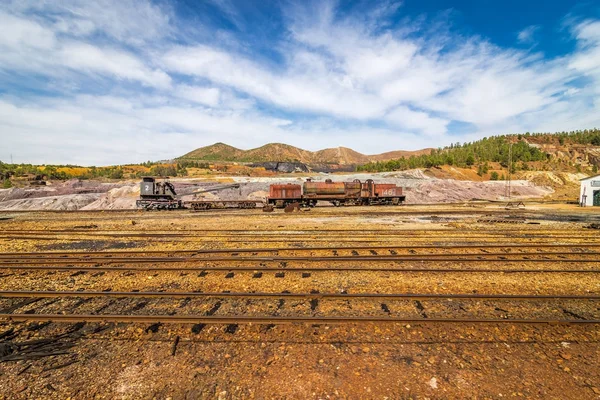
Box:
[188,183,240,196]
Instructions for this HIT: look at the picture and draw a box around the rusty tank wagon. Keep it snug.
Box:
[267,179,405,208]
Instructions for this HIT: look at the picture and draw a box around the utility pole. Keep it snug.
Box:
[505,140,523,209]
[507,143,512,200]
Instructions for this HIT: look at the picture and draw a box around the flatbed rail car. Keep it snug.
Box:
[136,177,262,210]
[186,200,260,210]
[267,179,405,208]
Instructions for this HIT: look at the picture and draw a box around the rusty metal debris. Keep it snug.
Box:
[0,323,86,362]
[284,202,300,213]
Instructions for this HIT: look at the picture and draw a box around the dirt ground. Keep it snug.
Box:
[0,204,599,399]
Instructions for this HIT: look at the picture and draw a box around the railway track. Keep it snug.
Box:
[0,227,595,234]
[0,230,597,237]
[1,242,600,257]
[0,254,598,265]
[2,229,597,246]
[0,265,597,272]
[0,243,599,258]
[2,207,600,400]
[1,243,599,272]
[0,227,588,232]
[2,290,599,325]
[0,208,532,216]
[3,314,599,324]
[1,223,598,328]
[2,290,600,300]
[3,237,598,246]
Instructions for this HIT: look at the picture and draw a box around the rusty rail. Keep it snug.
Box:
[0,254,599,265]
[0,265,597,273]
[1,290,599,300]
[1,243,600,258]
[1,314,598,324]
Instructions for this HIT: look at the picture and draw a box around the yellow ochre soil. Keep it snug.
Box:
[0,204,599,399]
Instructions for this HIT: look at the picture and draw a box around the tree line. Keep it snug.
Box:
[357,129,600,173]
[0,160,211,185]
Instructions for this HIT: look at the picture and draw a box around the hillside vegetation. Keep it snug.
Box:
[0,161,196,183]
[357,129,600,174]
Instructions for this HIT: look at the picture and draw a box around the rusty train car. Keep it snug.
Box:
[267,179,405,208]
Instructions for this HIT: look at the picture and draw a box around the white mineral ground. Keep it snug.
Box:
[0,171,556,211]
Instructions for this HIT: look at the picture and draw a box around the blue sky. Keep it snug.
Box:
[0,0,599,165]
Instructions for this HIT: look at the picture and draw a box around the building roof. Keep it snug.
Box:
[581,174,600,181]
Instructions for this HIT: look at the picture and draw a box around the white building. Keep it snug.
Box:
[580,174,600,206]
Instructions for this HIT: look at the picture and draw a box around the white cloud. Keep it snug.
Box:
[569,20,600,85]
[572,20,600,42]
[0,11,57,49]
[1,0,600,165]
[162,44,388,119]
[385,106,449,136]
[0,11,171,88]
[517,25,540,44]
[175,85,221,107]
[3,0,173,44]
[0,94,441,165]
[58,42,172,88]
[161,2,592,134]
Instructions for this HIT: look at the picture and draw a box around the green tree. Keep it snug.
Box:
[466,154,475,166]
[490,172,499,181]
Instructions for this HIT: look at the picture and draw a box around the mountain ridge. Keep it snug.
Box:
[178,142,432,165]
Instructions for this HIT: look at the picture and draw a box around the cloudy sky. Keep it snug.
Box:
[0,0,599,165]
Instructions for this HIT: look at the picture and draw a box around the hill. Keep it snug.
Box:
[179,143,245,161]
[178,143,432,165]
[358,129,600,174]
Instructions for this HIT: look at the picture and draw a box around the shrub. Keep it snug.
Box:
[466,154,475,166]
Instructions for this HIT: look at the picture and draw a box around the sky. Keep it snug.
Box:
[0,0,599,166]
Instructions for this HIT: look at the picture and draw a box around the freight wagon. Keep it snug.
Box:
[267,179,405,208]
[138,177,405,210]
